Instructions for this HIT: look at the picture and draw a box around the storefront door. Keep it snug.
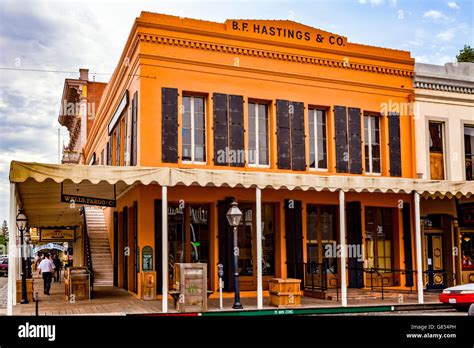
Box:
[217,201,277,292]
[424,232,445,289]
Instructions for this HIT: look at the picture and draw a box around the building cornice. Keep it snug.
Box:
[137,33,414,77]
[414,80,473,94]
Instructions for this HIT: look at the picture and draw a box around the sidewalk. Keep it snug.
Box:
[4,275,446,316]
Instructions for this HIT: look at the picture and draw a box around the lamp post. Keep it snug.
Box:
[16,208,28,304]
[226,201,243,309]
[24,229,32,279]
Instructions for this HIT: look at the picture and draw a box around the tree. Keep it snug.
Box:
[456,45,474,63]
[1,220,8,242]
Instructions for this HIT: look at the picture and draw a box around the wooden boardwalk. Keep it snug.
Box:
[7,275,442,316]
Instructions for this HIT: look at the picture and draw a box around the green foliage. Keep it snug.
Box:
[0,220,8,246]
[456,45,474,63]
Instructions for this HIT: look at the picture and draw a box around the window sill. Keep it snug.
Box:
[181,161,207,165]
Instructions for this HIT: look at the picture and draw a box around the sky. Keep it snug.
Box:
[0,0,472,227]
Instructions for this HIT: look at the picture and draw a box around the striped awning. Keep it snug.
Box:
[9,161,473,227]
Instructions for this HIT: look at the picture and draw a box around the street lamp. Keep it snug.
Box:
[16,208,29,304]
[24,229,32,279]
[226,201,243,309]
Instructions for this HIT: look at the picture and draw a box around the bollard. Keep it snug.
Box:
[35,292,39,316]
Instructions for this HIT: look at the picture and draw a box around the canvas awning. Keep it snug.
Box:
[9,160,473,227]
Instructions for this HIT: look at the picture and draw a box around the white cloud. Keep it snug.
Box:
[437,28,456,41]
[358,0,384,6]
[389,0,398,6]
[422,10,448,20]
[415,53,455,65]
[447,2,460,10]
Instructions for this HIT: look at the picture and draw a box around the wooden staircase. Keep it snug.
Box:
[84,206,114,287]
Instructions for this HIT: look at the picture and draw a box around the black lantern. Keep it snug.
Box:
[226,201,243,309]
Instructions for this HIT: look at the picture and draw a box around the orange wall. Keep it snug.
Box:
[84,12,415,179]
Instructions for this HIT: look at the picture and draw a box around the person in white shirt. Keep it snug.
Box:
[37,253,55,295]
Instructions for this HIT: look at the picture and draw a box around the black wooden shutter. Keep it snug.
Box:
[217,198,235,291]
[113,211,118,287]
[284,199,304,281]
[161,87,178,163]
[290,102,306,171]
[107,139,112,166]
[276,100,291,169]
[388,112,402,177]
[348,107,362,174]
[131,92,138,166]
[347,201,364,288]
[228,95,245,167]
[334,106,349,173]
[213,93,229,166]
[402,202,414,287]
[122,206,128,291]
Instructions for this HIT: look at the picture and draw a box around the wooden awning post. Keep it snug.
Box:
[7,183,18,315]
[339,190,347,307]
[256,187,263,309]
[162,185,168,313]
[414,191,424,304]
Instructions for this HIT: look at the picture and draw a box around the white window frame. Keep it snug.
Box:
[364,114,381,175]
[308,108,328,172]
[248,102,270,168]
[181,95,206,165]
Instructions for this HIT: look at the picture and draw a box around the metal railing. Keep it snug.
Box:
[304,261,339,301]
[81,207,94,292]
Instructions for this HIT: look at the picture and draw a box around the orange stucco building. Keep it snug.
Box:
[77,12,416,296]
[77,12,422,301]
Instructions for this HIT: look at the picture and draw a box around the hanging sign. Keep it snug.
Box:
[40,228,76,242]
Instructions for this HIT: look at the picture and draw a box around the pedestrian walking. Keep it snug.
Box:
[37,253,55,295]
[53,255,61,283]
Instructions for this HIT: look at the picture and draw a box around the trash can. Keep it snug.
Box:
[65,267,90,301]
[16,279,33,303]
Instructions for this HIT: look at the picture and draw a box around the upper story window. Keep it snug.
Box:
[464,125,474,181]
[308,108,328,170]
[248,102,269,166]
[429,121,445,180]
[364,114,381,174]
[182,95,206,163]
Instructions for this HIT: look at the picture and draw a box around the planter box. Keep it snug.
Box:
[269,278,301,293]
[269,278,302,308]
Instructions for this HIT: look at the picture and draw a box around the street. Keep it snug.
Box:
[0,276,7,309]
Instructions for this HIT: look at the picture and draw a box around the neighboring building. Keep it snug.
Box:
[414,62,474,287]
[58,69,107,164]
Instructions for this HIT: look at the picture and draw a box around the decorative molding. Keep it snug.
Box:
[414,81,474,94]
[137,33,414,77]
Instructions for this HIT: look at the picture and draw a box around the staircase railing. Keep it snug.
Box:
[80,207,94,292]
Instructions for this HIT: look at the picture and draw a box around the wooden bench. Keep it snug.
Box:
[169,290,214,308]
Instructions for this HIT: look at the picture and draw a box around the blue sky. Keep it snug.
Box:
[0,0,472,226]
